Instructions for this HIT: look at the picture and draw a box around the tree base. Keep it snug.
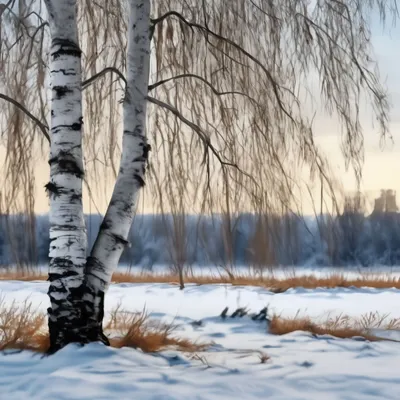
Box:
[47,282,109,354]
[47,316,110,355]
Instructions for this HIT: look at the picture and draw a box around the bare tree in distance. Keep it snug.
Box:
[0,0,397,351]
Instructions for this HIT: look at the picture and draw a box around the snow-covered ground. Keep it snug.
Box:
[1,280,400,399]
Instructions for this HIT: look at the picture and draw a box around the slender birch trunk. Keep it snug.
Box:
[85,0,152,322]
[45,0,89,352]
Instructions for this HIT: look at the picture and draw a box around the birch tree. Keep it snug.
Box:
[0,0,397,352]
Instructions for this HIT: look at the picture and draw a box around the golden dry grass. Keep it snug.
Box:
[0,297,49,352]
[268,312,400,341]
[0,299,208,353]
[106,306,208,352]
[2,269,400,292]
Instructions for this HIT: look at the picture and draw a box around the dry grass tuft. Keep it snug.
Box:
[0,270,47,281]
[106,305,208,353]
[0,297,49,352]
[0,300,208,353]
[269,312,400,341]
[2,269,400,292]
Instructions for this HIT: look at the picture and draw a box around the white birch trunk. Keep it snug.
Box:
[45,0,88,352]
[85,0,151,310]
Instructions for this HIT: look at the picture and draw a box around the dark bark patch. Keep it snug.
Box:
[48,269,80,282]
[50,69,76,76]
[134,173,145,187]
[143,143,151,159]
[52,124,82,135]
[49,150,84,178]
[112,233,130,247]
[71,193,82,202]
[71,117,83,131]
[100,219,111,231]
[45,182,62,198]
[47,281,109,354]
[53,86,73,99]
[51,38,82,59]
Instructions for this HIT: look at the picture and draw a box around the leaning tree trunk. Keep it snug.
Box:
[85,0,152,324]
[45,0,90,353]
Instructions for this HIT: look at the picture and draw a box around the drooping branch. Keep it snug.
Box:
[147,95,258,186]
[148,73,263,107]
[0,93,50,142]
[150,10,294,122]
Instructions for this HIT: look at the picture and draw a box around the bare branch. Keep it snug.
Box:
[147,95,258,187]
[148,73,262,106]
[82,67,127,90]
[0,93,50,142]
[150,10,294,122]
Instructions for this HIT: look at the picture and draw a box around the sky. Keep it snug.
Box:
[307,15,400,212]
[5,7,400,216]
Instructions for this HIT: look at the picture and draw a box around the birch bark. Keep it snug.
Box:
[85,0,152,318]
[44,0,88,352]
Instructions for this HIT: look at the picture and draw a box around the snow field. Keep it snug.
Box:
[1,280,400,399]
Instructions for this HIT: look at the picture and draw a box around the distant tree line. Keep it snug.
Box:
[2,206,400,269]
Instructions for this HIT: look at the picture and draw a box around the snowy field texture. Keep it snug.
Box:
[2,280,400,399]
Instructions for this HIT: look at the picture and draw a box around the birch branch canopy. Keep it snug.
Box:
[0,0,397,214]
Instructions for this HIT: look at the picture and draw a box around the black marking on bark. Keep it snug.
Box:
[112,233,130,247]
[49,150,84,178]
[98,291,106,324]
[48,269,80,282]
[52,224,78,231]
[50,69,76,76]
[53,86,73,99]
[71,117,83,131]
[134,173,145,187]
[100,220,111,231]
[47,278,110,354]
[45,182,62,198]
[143,143,151,159]
[71,193,82,202]
[51,38,82,59]
[52,124,82,134]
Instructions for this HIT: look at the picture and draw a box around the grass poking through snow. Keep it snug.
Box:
[268,311,400,341]
[0,299,208,353]
[106,305,208,352]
